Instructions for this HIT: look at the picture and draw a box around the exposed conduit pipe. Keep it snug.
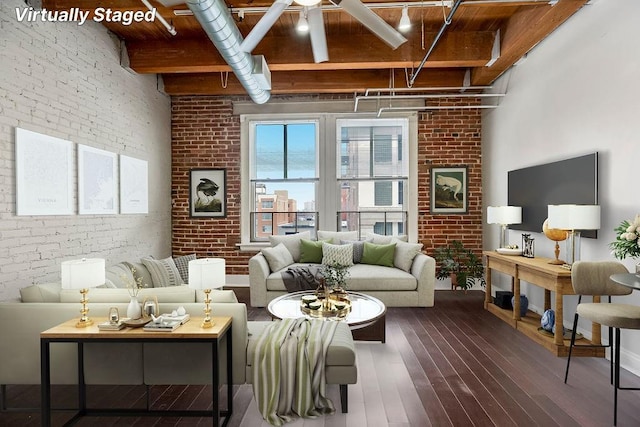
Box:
[408,0,463,87]
[186,0,271,104]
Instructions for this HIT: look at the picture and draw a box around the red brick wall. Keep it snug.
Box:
[171,95,483,275]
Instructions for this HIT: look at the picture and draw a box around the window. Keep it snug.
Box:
[242,113,414,245]
[250,121,318,241]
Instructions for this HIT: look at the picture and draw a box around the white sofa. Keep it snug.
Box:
[249,231,436,308]
[0,283,357,412]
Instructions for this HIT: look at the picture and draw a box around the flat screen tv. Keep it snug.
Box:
[507,153,598,238]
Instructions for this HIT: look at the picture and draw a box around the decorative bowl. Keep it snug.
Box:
[308,301,322,310]
[301,295,317,304]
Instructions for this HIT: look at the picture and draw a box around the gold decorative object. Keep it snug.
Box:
[542,218,568,265]
[301,293,352,319]
[61,258,105,328]
[201,288,213,329]
[76,288,93,327]
[188,258,226,329]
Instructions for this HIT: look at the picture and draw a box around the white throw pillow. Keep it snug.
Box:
[141,256,184,287]
[322,242,354,267]
[317,230,359,244]
[262,243,295,272]
[268,231,311,262]
[394,241,424,272]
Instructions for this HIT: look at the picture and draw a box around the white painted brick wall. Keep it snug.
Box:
[0,0,172,300]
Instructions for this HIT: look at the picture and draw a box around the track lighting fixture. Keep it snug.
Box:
[297,9,309,33]
[398,5,411,32]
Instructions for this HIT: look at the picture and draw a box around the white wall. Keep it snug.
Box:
[483,0,640,372]
[0,0,172,300]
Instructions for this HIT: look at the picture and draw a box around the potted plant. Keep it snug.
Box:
[433,240,486,291]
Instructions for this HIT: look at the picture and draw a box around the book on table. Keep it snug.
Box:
[143,318,182,332]
[98,321,125,331]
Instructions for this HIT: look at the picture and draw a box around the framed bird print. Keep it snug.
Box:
[189,168,227,218]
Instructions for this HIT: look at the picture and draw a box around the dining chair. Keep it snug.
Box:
[564,260,640,426]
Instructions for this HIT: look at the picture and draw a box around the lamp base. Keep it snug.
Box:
[76,317,94,328]
[548,258,565,265]
[201,316,214,328]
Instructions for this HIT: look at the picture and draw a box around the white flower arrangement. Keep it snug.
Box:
[121,267,148,298]
[610,214,640,260]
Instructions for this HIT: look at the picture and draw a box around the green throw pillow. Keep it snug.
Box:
[361,241,396,267]
[300,239,327,263]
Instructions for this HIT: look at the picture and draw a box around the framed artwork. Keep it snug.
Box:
[190,168,226,218]
[15,128,74,215]
[78,144,118,215]
[431,166,468,214]
[120,155,149,214]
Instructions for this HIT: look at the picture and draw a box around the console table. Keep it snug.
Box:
[40,316,233,427]
[483,251,604,357]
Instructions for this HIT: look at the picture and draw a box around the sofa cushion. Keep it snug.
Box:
[299,239,326,263]
[105,262,136,289]
[268,231,310,262]
[173,253,196,283]
[317,230,358,244]
[59,285,196,303]
[361,242,396,268]
[394,241,424,272]
[141,257,184,287]
[366,232,408,244]
[246,321,356,367]
[322,242,353,267]
[20,283,62,302]
[262,243,294,272]
[265,263,417,292]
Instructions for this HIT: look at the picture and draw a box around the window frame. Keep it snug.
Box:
[239,111,418,250]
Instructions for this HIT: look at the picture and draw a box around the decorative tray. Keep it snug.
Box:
[496,248,523,256]
[300,294,352,318]
[122,317,151,328]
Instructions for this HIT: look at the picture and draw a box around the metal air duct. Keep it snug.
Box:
[186,0,271,104]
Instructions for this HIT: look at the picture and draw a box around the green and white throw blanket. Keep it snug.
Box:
[253,317,338,426]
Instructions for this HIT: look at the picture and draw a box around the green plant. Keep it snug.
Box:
[433,240,486,290]
[321,263,351,289]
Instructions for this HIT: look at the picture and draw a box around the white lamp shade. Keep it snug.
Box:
[547,204,601,230]
[188,258,226,290]
[487,206,522,225]
[61,258,105,289]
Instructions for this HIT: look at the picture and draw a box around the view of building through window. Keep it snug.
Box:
[250,118,408,241]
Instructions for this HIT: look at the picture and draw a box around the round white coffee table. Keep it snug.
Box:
[267,291,387,342]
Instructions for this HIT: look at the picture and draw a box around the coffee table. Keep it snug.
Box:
[267,291,387,342]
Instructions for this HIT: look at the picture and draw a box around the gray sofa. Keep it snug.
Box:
[0,282,357,412]
[249,231,436,308]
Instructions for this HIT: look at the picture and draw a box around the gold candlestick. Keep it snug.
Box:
[76,288,93,328]
[201,288,213,328]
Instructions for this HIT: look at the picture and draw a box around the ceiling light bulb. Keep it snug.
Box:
[398,5,411,32]
[297,9,309,33]
[294,0,322,6]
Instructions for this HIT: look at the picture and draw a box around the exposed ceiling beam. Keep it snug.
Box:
[162,69,469,95]
[126,31,494,74]
[471,0,588,85]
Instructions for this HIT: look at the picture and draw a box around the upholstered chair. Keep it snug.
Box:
[564,260,640,426]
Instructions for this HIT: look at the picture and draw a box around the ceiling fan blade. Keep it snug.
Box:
[332,0,407,49]
[241,0,294,53]
[307,6,329,63]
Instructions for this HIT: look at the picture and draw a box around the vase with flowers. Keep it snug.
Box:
[609,214,640,275]
[121,267,147,319]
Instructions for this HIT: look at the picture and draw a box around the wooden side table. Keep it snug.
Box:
[483,251,604,358]
[40,316,232,427]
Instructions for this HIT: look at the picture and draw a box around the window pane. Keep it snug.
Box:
[339,123,407,178]
[255,124,284,179]
[286,124,316,179]
[340,126,371,178]
[374,181,392,206]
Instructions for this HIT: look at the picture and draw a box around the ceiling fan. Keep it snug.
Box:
[241,0,407,63]
[158,0,407,64]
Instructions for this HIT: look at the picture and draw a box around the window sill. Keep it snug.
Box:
[237,242,269,252]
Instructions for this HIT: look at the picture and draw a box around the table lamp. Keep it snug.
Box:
[487,206,522,249]
[548,204,600,268]
[188,258,225,328]
[61,258,105,327]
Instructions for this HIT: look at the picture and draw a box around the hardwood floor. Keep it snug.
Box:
[2,290,640,426]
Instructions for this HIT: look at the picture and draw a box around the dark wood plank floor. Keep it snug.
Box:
[2,290,640,426]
